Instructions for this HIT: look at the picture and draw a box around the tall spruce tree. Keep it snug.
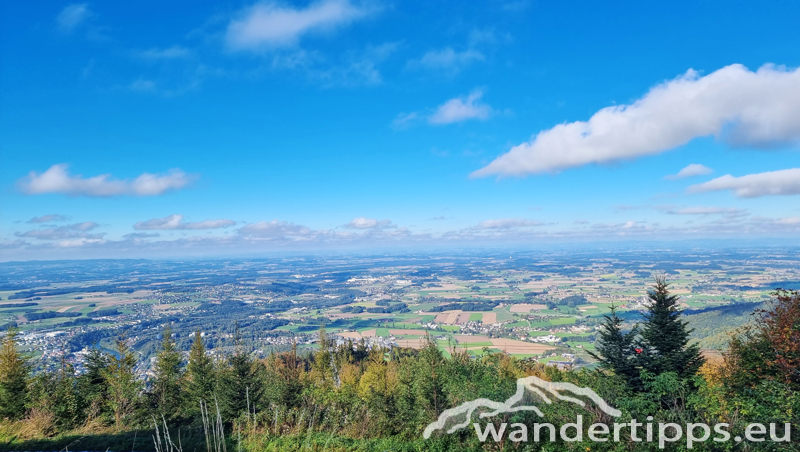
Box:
[184,329,215,413]
[149,324,184,420]
[312,324,334,385]
[411,335,446,420]
[0,328,31,420]
[78,347,110,422]
[51,353,81,430]
[104,334,142,428]
[639,276,704,379]
[588,303,642,389]
[218,324,264,420]
[27,352,83,431]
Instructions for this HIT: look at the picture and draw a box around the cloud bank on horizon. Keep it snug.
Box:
[5,210,800,259]
[344,217,395,229]
[15,222,102,240]
[473,64,800,177]
[134,214,236,230]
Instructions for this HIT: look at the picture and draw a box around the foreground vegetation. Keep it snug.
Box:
[1,280,798,451]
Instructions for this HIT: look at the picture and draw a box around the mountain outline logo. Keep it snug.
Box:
[423,375,622,439]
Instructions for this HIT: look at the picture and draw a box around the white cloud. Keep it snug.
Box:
[662,206,746,216]
[137,46,191,60]
[473,64,800,177]
[15,222,103,240]
[391,112,419,129]
[664,163,713,180]
[18,164,195,197]
[134,215,182,230]
[183,219,236,229]
[0,240,28,250]
[429,90,493,125]
[394,90,503,128]
[237,220,315,239]
[284,42,396,87]
[123,232,160,239]
[688,168,800,198]
[590,221,649,231]
[344,217,394,229]
[473,218,543,229]
[440,219,549,242]
[55,238,105,248]
[238,218,421,243]
[134,214,236,230]
[27,214,70,224]
[8,213,800,259]
[226,0,373,51]
[128,171,194,195]
[407,48,484,73]
[57,4,91,33]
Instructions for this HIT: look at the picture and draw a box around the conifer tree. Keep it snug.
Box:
[184,329,215,413]
[588,303,642,389]
[0,327,31,420]
[411,335,445,419]
[312,324,333,385]
[639,276,704,379]
[150,324,183,420]
[218,324,264,420]
[104,334,142,428]
[27,352,82,431]
[78,347,110,421]
[52,352,81,430]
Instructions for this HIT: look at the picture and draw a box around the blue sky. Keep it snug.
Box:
[2,0,800,259]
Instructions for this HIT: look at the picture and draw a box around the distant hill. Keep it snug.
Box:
[607,302,765,350]
[685,302,764,350]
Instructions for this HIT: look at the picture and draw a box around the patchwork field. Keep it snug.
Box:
[456,312,472,324]
[433,311,462,324]
[389,329,427,336]
[485,338,556,354]
[510,304,547,313]
[452,334,491,343]
[394,338,426,349]
[2,250,783,374]
[336,331,363,340]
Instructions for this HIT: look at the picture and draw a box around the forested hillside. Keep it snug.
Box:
[686,302,765,349]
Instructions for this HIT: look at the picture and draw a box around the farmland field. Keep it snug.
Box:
[0,248,789,370]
